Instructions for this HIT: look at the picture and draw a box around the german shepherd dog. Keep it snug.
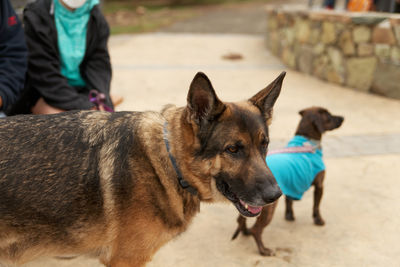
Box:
[232,107,344,256]
[0,72,285,267]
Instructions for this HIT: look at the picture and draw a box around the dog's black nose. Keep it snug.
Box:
[262,183,282,204]
[335,116,344,127]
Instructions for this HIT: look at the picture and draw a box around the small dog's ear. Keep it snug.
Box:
[249,71,286,122]
[299,109,306,116]
[311,114,325,134]
[187,72,225,125]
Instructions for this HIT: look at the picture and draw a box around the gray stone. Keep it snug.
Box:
[375,44,391,60]
[353,26,371,43]
[371,62,400,99]
[358,43,374,56]
[339,30,356,56]
[298,45,314,74]
[351,16,386,25]
[321,21,336,44]
[346,57,377,91]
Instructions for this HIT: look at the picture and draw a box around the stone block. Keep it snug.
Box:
[268,32,280,56]
[267,16,278,30]
[390,18,400,45]
[327,47,344,73]
[309,11,351,24]
[346,57,377,91]
[313,55,329,79]
[353,26,371,43]
[371,62,400,99]
[296,19,311,44]
[321,21,336,44]
[325,66,344,85]
[358,43,374,56]
[284,28,295,46]
[281,47,296,69]
[298,45,314,74]
[310,27,321,45]
[391,46,400,63]
[351,15,386,25]
[339,30,356,56]
[375,44,391,60]
[313,43,325,55]
[372,20,396,45]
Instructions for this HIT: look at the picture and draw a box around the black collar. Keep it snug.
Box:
[163,122,198,196]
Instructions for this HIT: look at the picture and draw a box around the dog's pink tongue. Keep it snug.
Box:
[248,205,262,214]
[240,199,262,214]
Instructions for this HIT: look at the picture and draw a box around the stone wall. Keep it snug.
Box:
[266,5,400,99]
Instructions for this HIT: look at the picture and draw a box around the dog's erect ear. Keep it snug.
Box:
[187,72,225,124]
[249,71,286,121]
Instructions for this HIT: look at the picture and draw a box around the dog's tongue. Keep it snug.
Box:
[247,205,262,214]
[239,199,262,214]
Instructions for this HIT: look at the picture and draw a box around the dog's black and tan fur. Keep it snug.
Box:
[0,72,285,267]
[232,107,344,256]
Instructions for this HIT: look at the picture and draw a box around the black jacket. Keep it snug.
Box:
[8,0,113,114]
[0,0,28,111]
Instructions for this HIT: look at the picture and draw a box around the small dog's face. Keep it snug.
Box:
[299,107,344,135]
[185,72,285,217]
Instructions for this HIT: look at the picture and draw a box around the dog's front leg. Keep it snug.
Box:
[248,201,278,256]
[312,171,325,226]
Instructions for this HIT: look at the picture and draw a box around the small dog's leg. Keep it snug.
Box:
[249,202,278,256]
[312,171,325,226]
[232,215,250,240]
[285,196,295,221]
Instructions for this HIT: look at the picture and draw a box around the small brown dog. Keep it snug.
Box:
[232,107,344,256]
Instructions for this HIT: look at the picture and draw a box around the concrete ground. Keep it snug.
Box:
[23,2,400,267]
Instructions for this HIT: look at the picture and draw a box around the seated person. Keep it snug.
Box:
[8,0,121,115]
[0,0,28,116]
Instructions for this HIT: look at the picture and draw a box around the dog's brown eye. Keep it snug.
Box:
[261,138,268,147]
[226,145,239,154]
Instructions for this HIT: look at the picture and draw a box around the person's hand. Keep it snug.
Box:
[91,105,105,111]
[31,97,65,114]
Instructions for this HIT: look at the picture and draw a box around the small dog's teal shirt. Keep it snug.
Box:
[266,136,325,200]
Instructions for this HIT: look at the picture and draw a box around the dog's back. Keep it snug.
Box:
[0,111,141,264]
[266,136,325,200]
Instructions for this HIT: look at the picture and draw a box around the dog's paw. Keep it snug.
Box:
[313,217,325,226]
[285,212,295,221]
[259,246,275,256]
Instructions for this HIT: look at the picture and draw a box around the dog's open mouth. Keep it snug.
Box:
[216,179,263,217]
